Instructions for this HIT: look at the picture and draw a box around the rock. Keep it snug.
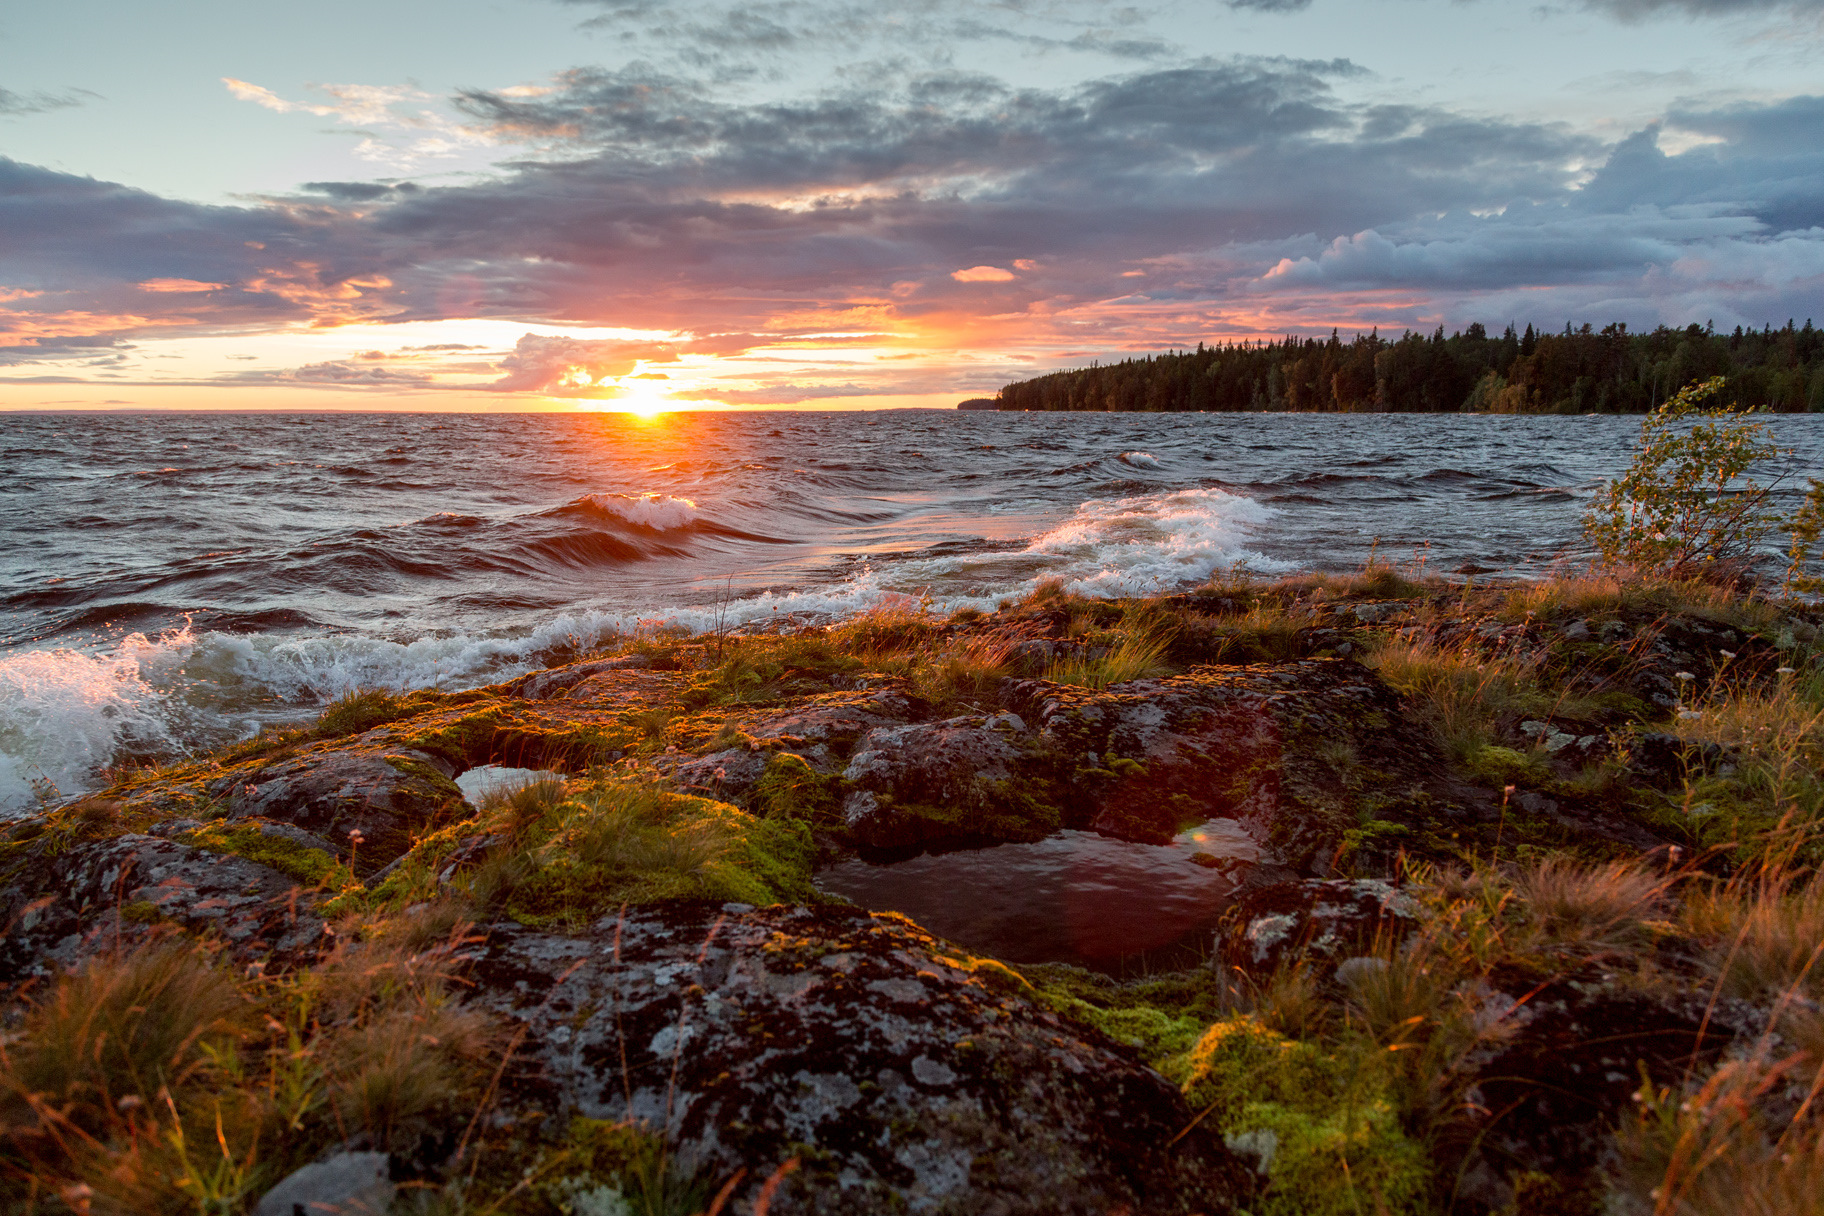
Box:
[1220,878,1421,975]
[1464,983,1714,1198]
[465,903,1251,1215]
[503,654,652,699]
[1012,659,1440,868]
[742,690,918,753]
[1560,619,1592,642]
[0,833,326,985]
[662,747,769,801]
[207,748,460,872]
[840,715,1039,849]
[255,1151,394,1216]
[1625,732,1727,785]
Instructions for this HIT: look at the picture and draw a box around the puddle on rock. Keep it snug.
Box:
[456,764,568,806]
[815,820,1261,974]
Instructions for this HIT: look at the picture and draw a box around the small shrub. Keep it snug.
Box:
[1583,376,1785,576]
[1786,477,1824,597]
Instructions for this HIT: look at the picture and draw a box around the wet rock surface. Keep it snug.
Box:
[466,901,1252,1216]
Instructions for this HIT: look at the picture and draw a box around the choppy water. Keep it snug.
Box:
[4,409,1820,812]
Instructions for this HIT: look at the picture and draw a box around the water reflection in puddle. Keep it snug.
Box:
[815,820,1260,973]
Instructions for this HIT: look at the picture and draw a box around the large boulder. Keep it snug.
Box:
[467,902,1252,1216]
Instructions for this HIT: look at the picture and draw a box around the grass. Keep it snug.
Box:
[0,929,495,1214]
[7,567,1824,1215]
[1044,631,1172,689]
[1683,870,1824,999]
[447,774,815,929]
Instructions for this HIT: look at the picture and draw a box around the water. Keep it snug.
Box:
[4,409,1820,811]
[816,821,1261,972]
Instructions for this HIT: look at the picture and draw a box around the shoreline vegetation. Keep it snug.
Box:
[982,320,1824,414]
[7,408,1824,1215]
[5,561,1824,1215]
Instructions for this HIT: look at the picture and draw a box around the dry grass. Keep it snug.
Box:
[1664,662,1824,865]
[0,941,247,1140]
[1683,871,1824,999]
[1045,631,1172,689]
[907,633,1016,711]
[1510,858,1666,953]
[1361,633,1552,776]
[1617,1046,1824,1216]
[0,928,499,1213]
[1496,570,1783,632]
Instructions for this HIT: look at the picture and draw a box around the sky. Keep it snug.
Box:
[1,0,1821,411]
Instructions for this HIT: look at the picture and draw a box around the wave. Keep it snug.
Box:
[0,633,186,815]
[570,492,700,531]
[0,484,1286,814]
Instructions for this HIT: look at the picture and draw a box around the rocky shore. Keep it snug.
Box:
[4,571,1821,1215]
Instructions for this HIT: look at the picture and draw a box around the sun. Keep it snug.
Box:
[615,375,672,418]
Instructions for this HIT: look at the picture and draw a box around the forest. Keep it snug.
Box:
[991,321,1824,414]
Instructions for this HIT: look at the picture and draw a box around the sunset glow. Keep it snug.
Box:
[2,0,1819,412]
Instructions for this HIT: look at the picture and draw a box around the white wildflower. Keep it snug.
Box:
[1674,671,1695,681]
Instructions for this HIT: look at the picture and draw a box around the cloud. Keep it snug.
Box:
[952,266,1016,281]
[488,332,680,393]
[222,79,495,169]
[138,278,228,293]
[0,87,95,116]
[2,57,1821,391]
[1577,0,1824,17]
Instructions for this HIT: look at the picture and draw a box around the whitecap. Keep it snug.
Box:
[578,492,699,530]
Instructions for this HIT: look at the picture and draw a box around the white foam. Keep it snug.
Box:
[1024,486,1288,596]
[0,634,185,815]
[0,486,1282,812]
[580,492,699,530]
[1120,451,1160,468]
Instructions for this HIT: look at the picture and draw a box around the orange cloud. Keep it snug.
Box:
[138,278,228,294]
[951,266,1016,282]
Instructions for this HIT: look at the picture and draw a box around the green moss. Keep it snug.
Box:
[118,899,164,924]
[754,752,843,823]
[1176,1018,1429,1216]
[1467,744,1548,785]
[183,824,350,887]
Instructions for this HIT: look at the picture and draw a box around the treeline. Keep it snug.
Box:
[994,321,1824,414]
